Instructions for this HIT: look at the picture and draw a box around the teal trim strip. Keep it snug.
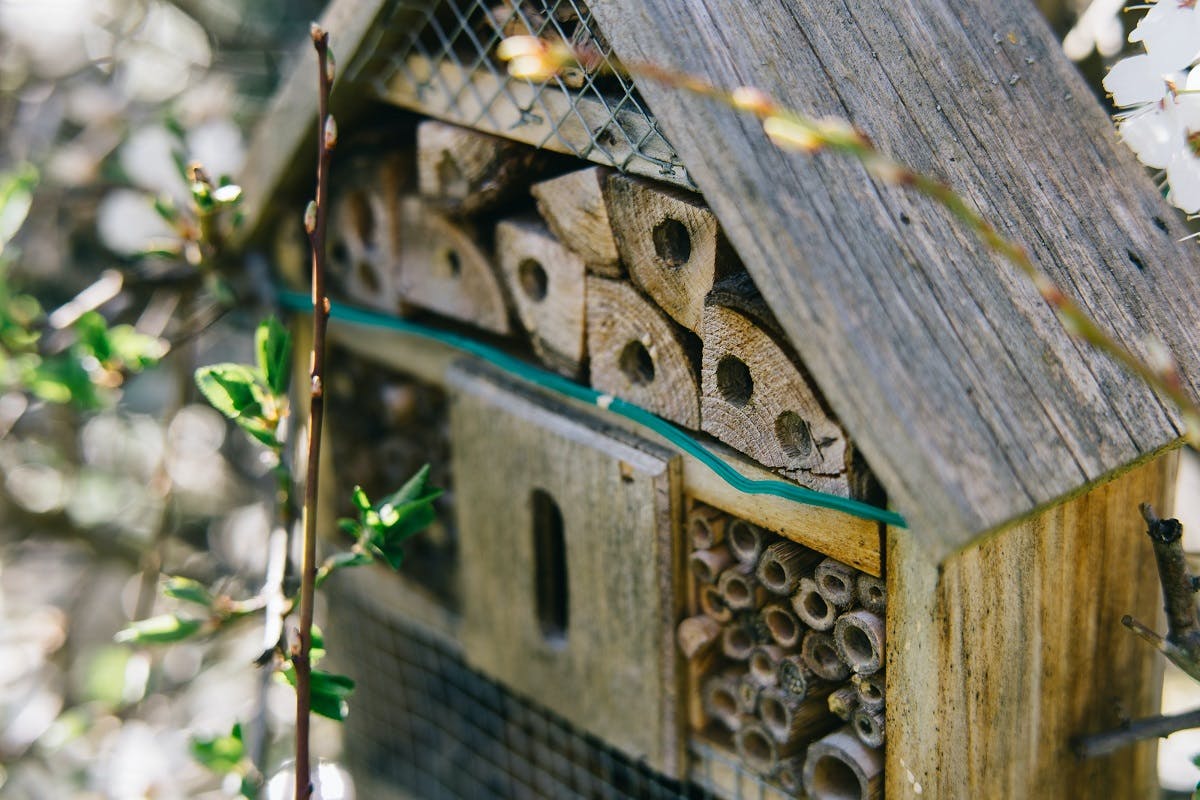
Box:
[278,290,907,528]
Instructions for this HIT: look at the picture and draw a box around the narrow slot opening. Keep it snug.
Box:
[532,489,568,643]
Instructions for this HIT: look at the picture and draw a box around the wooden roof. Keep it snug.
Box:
[588,0,1200,557]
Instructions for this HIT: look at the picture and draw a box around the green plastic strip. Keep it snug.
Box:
[278,290,907,528]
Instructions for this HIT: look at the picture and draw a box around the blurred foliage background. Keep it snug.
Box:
[0,0,1197,798]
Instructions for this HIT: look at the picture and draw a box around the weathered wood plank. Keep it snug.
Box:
[887,453,1177,798]
[589,0,1200,559]
[448,360,685,777]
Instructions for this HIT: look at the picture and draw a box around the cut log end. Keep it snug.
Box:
[531,166,623,275]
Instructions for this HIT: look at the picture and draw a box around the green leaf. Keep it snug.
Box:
[280,667,355,721]
[114,614,203,644]
[194,363,265,420]
[190,722,246,775]
[105,325,167,371]
[162,576,213,607]
[375,464,434,512]
[0,164,37,251]
[351,485,371,513]
[153,195,179,224]
[254,317,292,397]
[337,517,361,538]
[234,415,280,449]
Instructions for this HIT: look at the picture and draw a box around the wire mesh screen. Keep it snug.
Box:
[328,575,721,800]
[371,0,696,189]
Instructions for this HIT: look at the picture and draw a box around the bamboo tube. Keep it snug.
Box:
[719,568,768,611]
[803,725,884,800]
[852,672,885,712]
[756,540,821,595]
[735,717,801,776]
[759,686,839,745]
[777,654,816,699]
[748,644,785,688]
[762,603,803,649]
[702,671,744,732]
[828,686,859,721]
[699,583,734,624]
[689,545,734,585]
[688,502,728,549]
[586,276,701,427]
[496,216,587,378]
[792,577,838,631]
[815,557,858,609]
[834,610,885,676]
[677,615,722,660]
[727,518,766,565]
[721,619,756,661]
[530,166,622,277]
[802,630,852,682]
[856,572,887,615]
[852,706,885,748]
[775,756,805,795]
[737,675,762,715]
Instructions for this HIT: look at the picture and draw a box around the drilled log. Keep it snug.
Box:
[397,197,511,334]
[586,276,700,427]
[834,610,885,676]
[416,120,543,215]
[531,166,622,276]
[701,303,848,486]
[803,725,883,800]
[496,217,587,377]
[605,173,733,332]
[792,576,838,632]
[327,153,408,312]
[757,540,821,596]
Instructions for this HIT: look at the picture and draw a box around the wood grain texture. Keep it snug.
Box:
[496,216,588,377]
[606,173,732,333]
[397,197,512,334]
[328,152,408,314]
[589,0,1200,558]
[416,120,546,216]
[447,360,685,777]
[586,275,701,427]
[702,304,848,490]
[887,453,1177,799]
[531,166,624,276]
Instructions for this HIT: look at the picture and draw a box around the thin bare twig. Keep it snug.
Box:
[1073,706,1200,759]
[294,23,336,800]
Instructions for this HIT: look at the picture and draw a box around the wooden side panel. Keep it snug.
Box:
[447,362,686,777]
[887,454,1177,798]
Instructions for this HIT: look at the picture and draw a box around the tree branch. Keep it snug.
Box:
[1073,706,1200,760]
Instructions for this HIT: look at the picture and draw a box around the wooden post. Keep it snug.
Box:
[397,197,511,334]
[604,173,731,333]
[530,166,623,276]
[495,217,587,377]
[887,455,1176,798]
[585,276,700,428]
[416,119,543,215]
[701,303,847,488]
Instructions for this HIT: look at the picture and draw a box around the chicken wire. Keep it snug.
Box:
[369,0,696,188]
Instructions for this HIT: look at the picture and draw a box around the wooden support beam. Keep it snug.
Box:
[586,275,700,428]
[531,166,624,277]
[417,120,546,216]
[701,303,848,492]
[397,197,512,334]
[495,216,587,377]
[605,173,731,333]
[887,454,1177,798]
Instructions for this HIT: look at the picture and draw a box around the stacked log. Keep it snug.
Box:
[677,499,887,798]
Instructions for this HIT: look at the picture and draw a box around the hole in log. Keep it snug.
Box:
[332,240,350,268]
[518,258,548,302]
[776,411,814,458]
[356,261,380,292]
[531,489,568,644]
[766,607,797,643]
[619,340,655,385]
[442,249,462,278]
[1127,249,1145,272]
[811,754,861,800]
[652,217,691,268]
[1154,216,1169,233]
[716,355,753,406]
[344,190,375,244]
